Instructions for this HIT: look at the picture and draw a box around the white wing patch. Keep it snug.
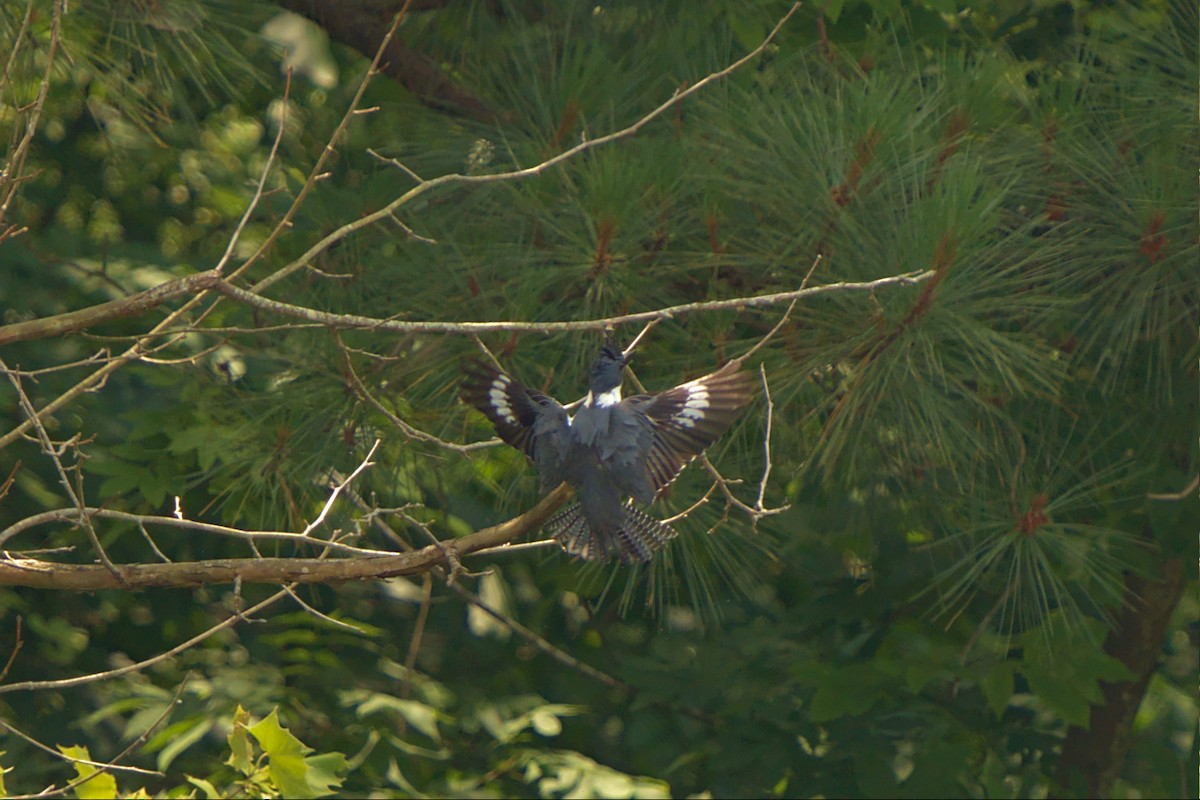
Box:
[674,387,709,428]
[488,376,518,425]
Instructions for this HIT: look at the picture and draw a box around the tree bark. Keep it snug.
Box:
[276,0,498,123]
[0,484,570,591]
[1052,555,1186,797]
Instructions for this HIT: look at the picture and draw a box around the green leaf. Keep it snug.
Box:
[58,745,119,800]
[186,775,221,799]
[1020,644,1133,728]
[304,751,350,797]
[157,717,214,771]
[353,694,442,742]
[980,662,1015,718]
[1021,660,1093,727]
[807,664,885,722]
[823,0,847,24]
[226,706,254,776]
[248,709,312,797]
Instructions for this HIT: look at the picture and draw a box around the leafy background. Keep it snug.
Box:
[0,0,1195,797]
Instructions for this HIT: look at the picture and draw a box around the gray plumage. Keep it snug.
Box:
[461,343,754,563]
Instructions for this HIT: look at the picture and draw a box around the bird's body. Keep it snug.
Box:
[461,343,753,562]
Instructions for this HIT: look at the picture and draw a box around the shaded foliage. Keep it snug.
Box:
[0,0,1194,797]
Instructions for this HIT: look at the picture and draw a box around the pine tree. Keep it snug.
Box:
[0,1,1193,796]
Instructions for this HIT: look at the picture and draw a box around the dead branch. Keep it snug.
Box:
[213,269,933,335]
[0,270,222,347]
[276,0,496,123]
[0,8,394,451]
[0,0,63,233]
[248,2,804,295]
[0,484,572,591]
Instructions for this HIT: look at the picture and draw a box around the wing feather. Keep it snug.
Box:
[620,361,755,497]
[461,361,570,491]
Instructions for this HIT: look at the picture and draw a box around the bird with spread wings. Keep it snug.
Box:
[462,341,754,563]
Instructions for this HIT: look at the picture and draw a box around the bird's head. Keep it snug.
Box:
[588,340,626,395]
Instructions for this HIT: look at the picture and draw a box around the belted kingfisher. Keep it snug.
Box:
[461,341,754,563]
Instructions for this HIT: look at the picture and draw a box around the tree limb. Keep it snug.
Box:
[212,269,933,334]
[1052,555,1186,797]
[0,270,221,346]
[0,484,572,591]
[275,0,498,123]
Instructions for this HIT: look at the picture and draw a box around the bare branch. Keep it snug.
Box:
[1146,474,1198,501]
[754,364,779,513]
[0,0,64,233]
[1,358,119,578]
[210,269,933,335]
[299,438,381,536]
[0,6,411,452]
[0,588,291,694]
[0,717,162,777]
[0,507,398,555]
[0,484,573,591]
[335,332,501,453]
[0,270,221,347]
[248,2,804,295]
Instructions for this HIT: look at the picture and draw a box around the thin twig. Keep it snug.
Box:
[0,0,63,227]
[5,679,193,799]
[660,481,720,525]
[0,718,163,777]
[136,522,172,563]
[284,585,367,634]
[208,269,934,336]
[334,332,500,453]
[736,254,822,364]
[399,572,434,719]
[0,507,403,555]
[248,2,805,296]
[299,439,381,536]
[0,588,292,693]
[214,73,292,277]
[1147,474,1198,501]
[754,365,777,513]
[446,581,633,693]
[0,615,22,682]
[0,358,119,578]
[621,318,661,358]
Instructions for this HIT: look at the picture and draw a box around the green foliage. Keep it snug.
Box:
[0,1,1194,799]
[58,744,119,799]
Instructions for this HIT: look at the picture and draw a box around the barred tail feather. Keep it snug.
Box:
[547,502,677,564]
[546,503,600,560]
[616,504,678,563]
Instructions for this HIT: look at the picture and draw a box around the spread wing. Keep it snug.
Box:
[615,361,755,502]
[460,361,570,491]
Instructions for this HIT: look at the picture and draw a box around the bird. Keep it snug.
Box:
[461,340,755,563]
